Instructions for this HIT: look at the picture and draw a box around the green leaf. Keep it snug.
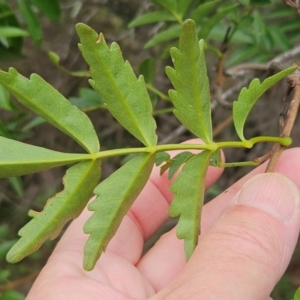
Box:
[177,0,194,17]
[170,150,211,260]
[8,177,24,197]
[0,136,90,177]
[17,0,42,46]
[0,84,17,111]
[294,287,300,300]
[239,0,250,4]
[0,290,25,300]
[83,153,155,271]
[76,24,157,147]
[128,11,176,28]
[0,68,99,153]
[190,0,221,24]
[30,0,61,21]
[152,0,178,15]
[155,151,170,166]
[48,51,90,77]
[0,240,17,260]
[209,25,252,44]
[166,20,212,143]
[251,10,266,47]
[267,27,291,52]
[233,66,297,141]
[0,26,29,38]
[7,160,101,263]
[0,2,23,57]
[198,4,238,39]
[0,119,11,138]
[139,57,156,84]
[209,149,221,167]
[250,0,272,5]
[225,45,259,68]
[21,116,45,131]
[144,24,181,49]
[264,7,293,19]
[168,151,194,179]
[69,88,105,112]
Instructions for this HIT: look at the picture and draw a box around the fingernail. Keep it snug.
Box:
[237,173,300,222]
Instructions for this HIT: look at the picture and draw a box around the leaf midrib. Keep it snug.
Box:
[90,36,153,147]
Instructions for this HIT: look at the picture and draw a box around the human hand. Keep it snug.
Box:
[26,140,300,300]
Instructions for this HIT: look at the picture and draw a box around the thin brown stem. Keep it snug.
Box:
[265,69,300,172]
[213,115,233,137]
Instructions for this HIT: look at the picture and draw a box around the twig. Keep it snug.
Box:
[159,124,186,144]
[281,0,300,15]
[265,66,300,172]
[213,115,233,137]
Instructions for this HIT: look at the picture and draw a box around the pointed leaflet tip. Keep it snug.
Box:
[0,136,90,178]
[233,66,297,141]
[170,151,212,260]
[166,19,212,142]
[76,23,157,147]
[0,68,99,154]
[7,160,101,263]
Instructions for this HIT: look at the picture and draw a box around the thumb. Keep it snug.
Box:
[155,173,300,300]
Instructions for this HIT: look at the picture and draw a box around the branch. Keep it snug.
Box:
[265,65,300,172]
[281,0,300,15]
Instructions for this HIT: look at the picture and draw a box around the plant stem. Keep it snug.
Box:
[266,72,300,172]
[153,107,173,115]
[146,83,170,101]
[93,136,291,160]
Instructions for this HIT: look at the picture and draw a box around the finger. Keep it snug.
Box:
[137,148,300,292]
[53,139,223,264]
[151,173,300,300]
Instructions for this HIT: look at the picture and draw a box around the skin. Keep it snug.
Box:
[27,140,300,300]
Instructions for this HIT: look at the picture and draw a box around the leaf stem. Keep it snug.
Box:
[266,71,300,172]
[153,107,173,115]
[146,83,170,101]
[93,136,291,159]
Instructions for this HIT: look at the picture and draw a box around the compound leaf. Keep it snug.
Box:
[83,153,155,271]
[7,159,101,263]
[0,68,99,153]
[233,66,296,141]
[0,136,90,177]
[128,11,176,28]
[170,150,211,260]
[76,24,157,147]
[166,19,212,143]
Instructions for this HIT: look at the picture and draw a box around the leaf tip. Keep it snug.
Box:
[183,19,196,28]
